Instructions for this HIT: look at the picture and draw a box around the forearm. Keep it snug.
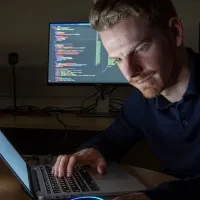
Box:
[77,90,145,162]
[77,131,121,162]
[77,116,144,162]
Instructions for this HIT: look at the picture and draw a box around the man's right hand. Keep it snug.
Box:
[52,148,107,178]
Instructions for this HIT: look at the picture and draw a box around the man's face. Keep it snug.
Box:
[100,17,176,98]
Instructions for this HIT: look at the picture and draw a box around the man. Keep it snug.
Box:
[53,0,200,199]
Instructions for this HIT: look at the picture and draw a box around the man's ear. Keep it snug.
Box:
[168,17,184,47]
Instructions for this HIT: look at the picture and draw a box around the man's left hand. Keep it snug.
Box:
[112,192,150,200]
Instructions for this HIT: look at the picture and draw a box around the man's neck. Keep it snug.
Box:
[161,49,190,103]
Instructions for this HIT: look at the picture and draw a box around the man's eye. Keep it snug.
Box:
[135,43,149,54]
[114,58,122,64]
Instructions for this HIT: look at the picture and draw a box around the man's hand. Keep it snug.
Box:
[52,148,107,178]
[112,192,150,200]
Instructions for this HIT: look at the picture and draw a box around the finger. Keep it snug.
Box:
[52,155,62,177]
[51,157,58,173]
[58,155,69,178]
[97,158,107,175]
[67,156,77,177]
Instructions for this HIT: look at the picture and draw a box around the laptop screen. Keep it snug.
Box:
[0,131,30,190]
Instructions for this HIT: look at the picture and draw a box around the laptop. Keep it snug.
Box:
[0,131,146,200]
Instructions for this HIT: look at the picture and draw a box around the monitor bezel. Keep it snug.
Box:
[47,22,129,86]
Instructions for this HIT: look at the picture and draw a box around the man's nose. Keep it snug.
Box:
[123,56,142,79]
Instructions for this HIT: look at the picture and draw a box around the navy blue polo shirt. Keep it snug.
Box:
[79,48,200,179]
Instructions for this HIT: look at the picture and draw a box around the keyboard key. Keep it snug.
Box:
[41,166,61,194]
[66,176,80,192]
[58,177,70,193]
[77,166,100,191]
[73,168,89,192]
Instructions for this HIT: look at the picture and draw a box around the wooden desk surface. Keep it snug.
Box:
[0,160,177,200]
[0,113,114,131]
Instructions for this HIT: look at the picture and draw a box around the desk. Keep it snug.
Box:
[0,160,177,200]
[0,113,114,131]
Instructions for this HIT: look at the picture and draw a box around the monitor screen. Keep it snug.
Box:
[48,22,128,85]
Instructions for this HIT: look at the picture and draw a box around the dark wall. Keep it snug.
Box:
[3,128,99,155]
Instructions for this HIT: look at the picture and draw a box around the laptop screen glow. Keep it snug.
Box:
[0,131,30,190]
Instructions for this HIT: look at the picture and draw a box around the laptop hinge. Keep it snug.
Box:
[27,164,40,199]
[31,168,41,193]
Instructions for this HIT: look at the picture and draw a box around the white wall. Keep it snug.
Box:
[0,0,199,109]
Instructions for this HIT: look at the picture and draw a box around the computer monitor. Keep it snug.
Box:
[47,22,128,85]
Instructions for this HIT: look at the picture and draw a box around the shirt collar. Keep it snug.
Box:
[156,48,200,110]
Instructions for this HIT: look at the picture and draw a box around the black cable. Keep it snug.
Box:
[110,101,123,107]
[94,86,117,108]
[56,113,68,143]
[62,106,81,113]
[0,104,81,116]
[110,98,124,103]
[109,104,120,112]
[0,86,118,115]
[42,106,61,112]
[80,92,98,113]
[9,52,18,109]
[12,64,17,108]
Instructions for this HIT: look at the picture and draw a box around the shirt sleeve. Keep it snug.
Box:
[77,89,145,162]
[143,175,200,200]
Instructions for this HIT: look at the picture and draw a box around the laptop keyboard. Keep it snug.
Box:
[76,166,100,192]
[40,166,61,194]
[40,165,100,194]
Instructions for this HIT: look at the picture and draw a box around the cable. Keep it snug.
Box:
[12,64,17,108]
[110,101,123,107]
[80,92,98,112]
[0,86,119,116]
[56,113,68,144]
[0,105,82,116]
[109,104,121,112]
[110,98,124,103]
[8,53,18,109]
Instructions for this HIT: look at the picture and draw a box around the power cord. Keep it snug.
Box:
[8,52,18,109]
[56,113,68,145]
[0,86,123,116]
[80,86,118,114]
[80,92,98,113]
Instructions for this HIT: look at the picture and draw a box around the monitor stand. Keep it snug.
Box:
[77,95,118,118]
